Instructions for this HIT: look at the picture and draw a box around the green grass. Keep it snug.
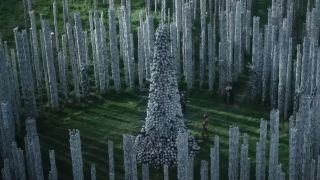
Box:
[0,0,143,45]
[0,0,271,44]
[1,0,293,179]
[26,91,289,180]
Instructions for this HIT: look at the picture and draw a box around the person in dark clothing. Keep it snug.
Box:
[225,83,234,104]
[201,114,209,141]
[180,91,187,114]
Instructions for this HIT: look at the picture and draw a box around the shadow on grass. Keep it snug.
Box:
[30,90,290,180]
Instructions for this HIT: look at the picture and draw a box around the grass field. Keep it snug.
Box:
[0,0,149,46]
[24,90,290,180]
[0,0,270,43]
[1,0,293,179]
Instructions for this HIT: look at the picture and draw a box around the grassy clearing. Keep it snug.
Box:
[22,91,289,180]
[1,0,291,179]
[0,0,148,46]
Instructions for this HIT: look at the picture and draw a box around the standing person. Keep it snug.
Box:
[225,82,233,104]
[180,91,187,114]
[201,114,209,141]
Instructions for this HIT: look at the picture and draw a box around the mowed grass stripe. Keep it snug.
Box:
[38,95,142,179]
[36,92,289,179]
[40,125,130,179]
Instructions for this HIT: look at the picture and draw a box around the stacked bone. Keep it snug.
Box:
[134,25,199,167]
